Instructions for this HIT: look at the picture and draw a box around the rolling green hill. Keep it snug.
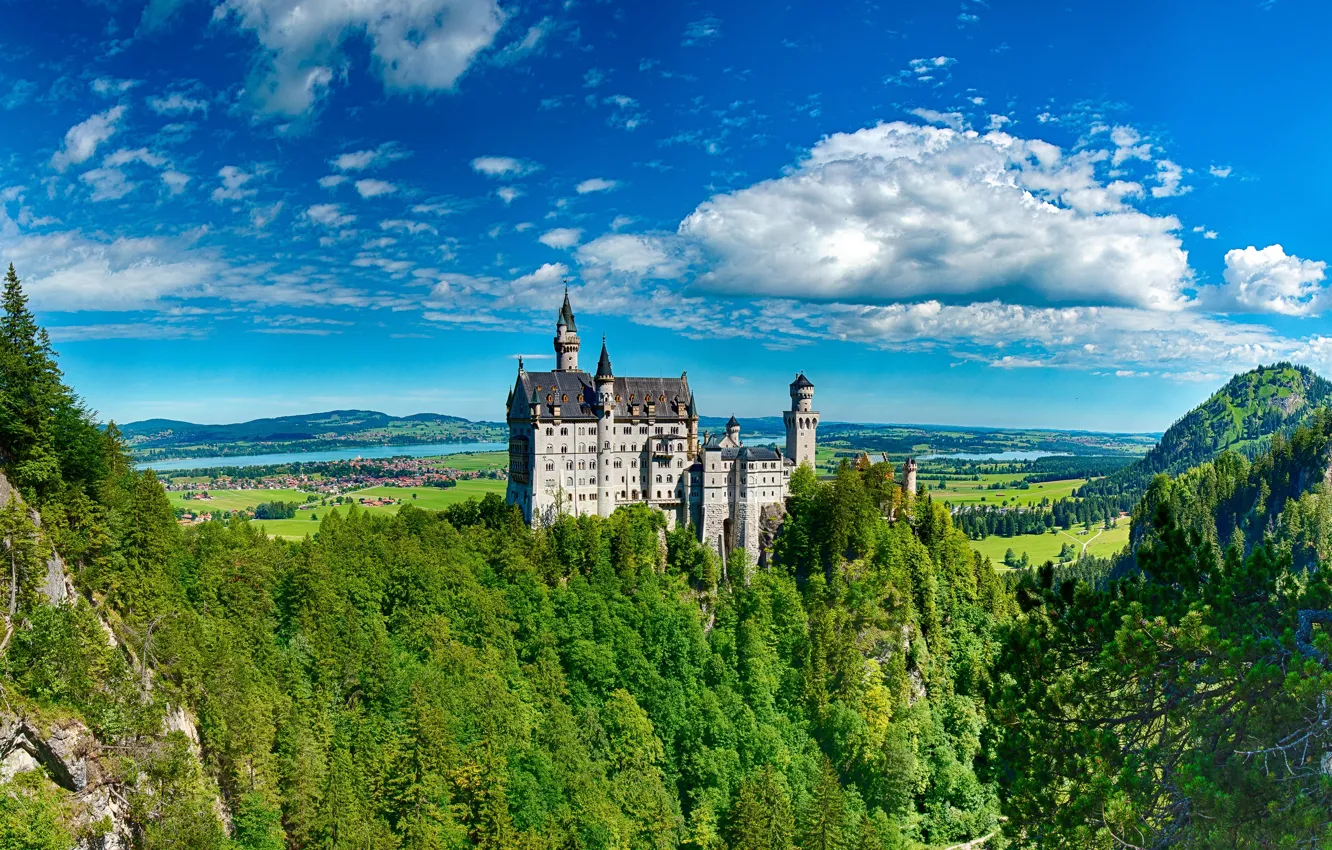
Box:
[1080,362,1332,501]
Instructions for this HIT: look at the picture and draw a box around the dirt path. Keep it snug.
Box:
[1058,527,1104,555]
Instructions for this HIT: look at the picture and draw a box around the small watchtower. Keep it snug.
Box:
[783,373,819,469]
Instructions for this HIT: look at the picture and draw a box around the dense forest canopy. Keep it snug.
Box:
[3,264,1332,849]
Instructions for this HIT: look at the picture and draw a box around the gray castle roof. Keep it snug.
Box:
[509,370,694,421]
[557,292,576,331]
[790,372,813,389]
[595,339,613,380]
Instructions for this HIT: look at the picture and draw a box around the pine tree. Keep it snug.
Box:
[0,265,63,497]
[728,765,794,850]
[800,756,847,850]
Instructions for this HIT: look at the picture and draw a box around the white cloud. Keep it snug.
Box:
[907,108,965,130]
[539,227,582,249]
[304,203,356,227]
[492,16,551,65]
[1210,244,1328,316]
[331,143,409,171]
[161,171,190,195]
[91,78,138,96]
[354,178,398,198]
[682,16,721,45]
[575,177,619,194]
[1151,159,1190,198]
[218,0,504,116]
[496,186,521,204]
[250,201,284,229]
[50,106,125,171]
[104,148,167,168]
[81,168,136,201]
[380,219,438,235]
[471,155,540,178]
[1210,164,1232,178]
[148,93,209,115]
[890,56,955,84]
[674,121,1192,310]
[211,165,257,202]
[577,233,690,280]
[1109,125,1151,165]
[318,174,347,189]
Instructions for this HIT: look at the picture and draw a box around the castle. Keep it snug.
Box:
[505,293,819,558]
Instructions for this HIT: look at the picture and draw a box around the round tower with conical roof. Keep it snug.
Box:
[595,336,615,517]
[553,289,580,371]
[783,372,819,468]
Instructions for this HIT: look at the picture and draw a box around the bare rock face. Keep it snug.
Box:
[0,713,130,848]
[756,502,786,570]
[0,469,74,606]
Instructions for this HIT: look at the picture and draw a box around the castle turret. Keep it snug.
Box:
[554,290,580,371]
[595,337,615,518]
[783,372,819,468]
[725,415,741,445]
[902,457,917,498]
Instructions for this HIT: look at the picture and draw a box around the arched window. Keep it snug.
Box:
[545,427,553,436]
[545,444,553,453]
[613,459,622,468]
[619,444,626,451]
[560,427,568,436]
[604,441,610,449]
[566,460,574,470]
[676,460,683,468]
[560,445,567,453]
[630,459,638,468]
[666,474,673,483]
[544,461,554,471]
[578,443,585,453]
[578,460,585,470]
[655,474,662,483]
[566,477,574,486]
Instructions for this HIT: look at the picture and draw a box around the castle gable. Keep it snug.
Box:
[511,371,692,421]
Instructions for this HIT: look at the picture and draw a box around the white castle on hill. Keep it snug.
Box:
[505,292,819,558]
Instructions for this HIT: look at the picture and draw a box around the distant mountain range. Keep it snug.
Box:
[1081,362,1332,499]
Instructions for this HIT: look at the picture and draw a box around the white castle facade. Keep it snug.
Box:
[505,293,819,557]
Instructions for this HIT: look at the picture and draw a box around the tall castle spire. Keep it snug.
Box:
[553,286,581,371]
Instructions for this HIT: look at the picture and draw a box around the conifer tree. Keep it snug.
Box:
[728,765,794,850]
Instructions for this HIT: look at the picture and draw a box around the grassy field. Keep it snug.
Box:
[168,488,310,513]
[255,479,507,539]
[969,522,1131,567]
[432,451,506,471]
[927,473,1088,507]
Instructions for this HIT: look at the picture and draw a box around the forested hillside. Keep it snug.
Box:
[4,262,1332,850]
[1079,362,1332,504]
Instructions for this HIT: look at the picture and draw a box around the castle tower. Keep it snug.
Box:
[902,457,917,498]
[725,415,741,445]
[594,337,615,518]
[783,373,819,468]
[553,290,580,371]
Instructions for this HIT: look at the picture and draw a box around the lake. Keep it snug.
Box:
[137,442,508,471]
[921,450,1073,461]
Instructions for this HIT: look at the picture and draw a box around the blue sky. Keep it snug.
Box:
[6,0,1332,431]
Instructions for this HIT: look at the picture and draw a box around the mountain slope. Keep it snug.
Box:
[1081,362,1332,499]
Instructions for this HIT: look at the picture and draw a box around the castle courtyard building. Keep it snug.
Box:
[506,293,819,558]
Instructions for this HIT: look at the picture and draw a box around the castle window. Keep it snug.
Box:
[578,461,585,470]
[545,445,553,453]
[604,441,610,450]
[630,459,638,468]
[560,427,568,436]
[620,444,626,452]
[566,461,574,470]
[545,427,553,436]
[639,426,648,434]
[676,443,683,452]
[654,427,663,435]
[666,474,673,483]
[578,443,585,453]
[561,445,567,453]
[677,460,683,468]
[544,461,554,471]
[656,474,662,483]
[632,489,638,498]
[562,394,568,403]
[567,477,574,486]
[613,459,622,468]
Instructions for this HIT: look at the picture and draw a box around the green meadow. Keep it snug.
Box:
[927,473,1089,507]
[969,521,1131,568]
[255,479,507,539]
[167,488,310,514]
